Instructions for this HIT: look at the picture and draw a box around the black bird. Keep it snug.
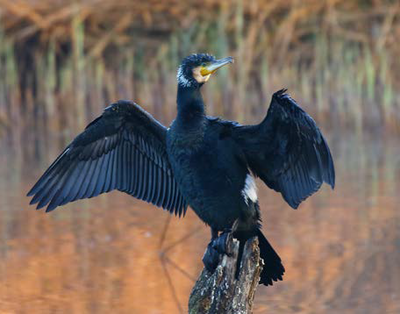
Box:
[28,53,335,286]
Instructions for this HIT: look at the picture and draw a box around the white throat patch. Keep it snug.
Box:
[242,174,258,205]
[192,66,211,84]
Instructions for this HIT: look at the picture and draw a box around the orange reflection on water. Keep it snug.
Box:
[0,133,399,313]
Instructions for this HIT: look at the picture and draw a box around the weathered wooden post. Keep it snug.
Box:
[188,237,263,314]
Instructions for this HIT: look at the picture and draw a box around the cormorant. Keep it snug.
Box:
[27,53,335,286]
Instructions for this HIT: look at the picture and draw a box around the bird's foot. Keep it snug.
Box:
[202,243,220,272]
[212,231,233,256]
[202,231,234,272]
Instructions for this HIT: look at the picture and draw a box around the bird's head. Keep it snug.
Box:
[177,53,234,88]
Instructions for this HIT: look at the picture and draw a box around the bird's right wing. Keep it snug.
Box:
[28,100,188,216]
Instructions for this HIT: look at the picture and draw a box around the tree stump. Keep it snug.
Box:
[188,237,263,314]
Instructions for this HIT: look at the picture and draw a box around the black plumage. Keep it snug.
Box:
[231,89,335,209]
[28,53,335,286]
[28,102,187,216]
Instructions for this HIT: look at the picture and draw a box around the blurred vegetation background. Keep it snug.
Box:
[1,2,400,313]
[0,0,399,147]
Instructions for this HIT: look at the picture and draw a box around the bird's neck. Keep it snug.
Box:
[176,85,206,126]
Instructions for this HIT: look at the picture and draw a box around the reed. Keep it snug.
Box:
[0,0,399,148]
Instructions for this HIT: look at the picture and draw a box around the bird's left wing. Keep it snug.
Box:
[232,89,335,209]
[28,100,188,216]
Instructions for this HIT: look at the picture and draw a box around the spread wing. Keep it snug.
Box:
[27,100,188,216]
[233,89,335,209]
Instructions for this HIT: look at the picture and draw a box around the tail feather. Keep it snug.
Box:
[256,229,285,286]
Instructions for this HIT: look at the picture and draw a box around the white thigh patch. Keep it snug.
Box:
[242,174,258,204]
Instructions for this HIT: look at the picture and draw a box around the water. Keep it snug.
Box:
[0,131,399,313]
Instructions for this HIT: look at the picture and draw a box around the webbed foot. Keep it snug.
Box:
[211,231,233,256]
[202,242,220,272]
[202,230,234,272]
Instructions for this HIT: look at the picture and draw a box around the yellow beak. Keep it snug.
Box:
[200,57,234,76]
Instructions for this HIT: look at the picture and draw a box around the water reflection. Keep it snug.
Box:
[0,131,399,313]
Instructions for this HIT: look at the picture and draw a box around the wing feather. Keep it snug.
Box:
[28,100,187,215]
[232,89,335,209]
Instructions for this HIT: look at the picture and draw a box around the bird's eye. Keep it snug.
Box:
[201,62,207,67]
